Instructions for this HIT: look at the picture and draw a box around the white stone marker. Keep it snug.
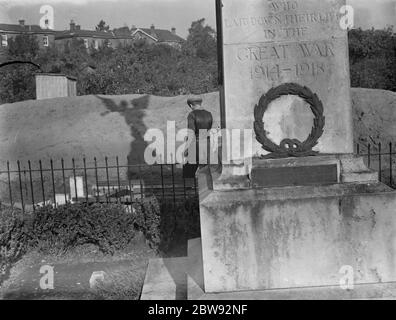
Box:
[89,271,107,290]
[69,176,84,200]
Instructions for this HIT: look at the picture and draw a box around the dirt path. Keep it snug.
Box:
[0,236,157,300]
[3,259,141,300]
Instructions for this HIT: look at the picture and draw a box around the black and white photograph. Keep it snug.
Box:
[0,0,395,308]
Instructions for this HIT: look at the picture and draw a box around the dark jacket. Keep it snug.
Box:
[187,109,213,137]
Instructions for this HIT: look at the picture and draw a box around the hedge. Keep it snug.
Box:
[1,196,200,282]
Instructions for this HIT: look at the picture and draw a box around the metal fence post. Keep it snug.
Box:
[105,157,110,201]
[17,160,25,214]
[50,159,56,207]
[61,158,67,204]
[72,158,78,201]
[379,143,382,182]
[28,160,35,211]
[94,157,99,200]
[138,164,144,201]
[83,158,89,204]
[116,156,121,203]
[171,163,176,207]
[39,160,45,204]
[160,164,165,201]
[390,142,393,187]
[127,156,133,203]
[368,143,371,168]
[7,161,13,207]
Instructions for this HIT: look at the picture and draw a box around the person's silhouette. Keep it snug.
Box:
[183,97,213,178]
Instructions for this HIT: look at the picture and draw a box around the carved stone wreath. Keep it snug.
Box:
[254,83,325,159]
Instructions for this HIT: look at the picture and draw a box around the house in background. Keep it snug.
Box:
[55,20,115,51]
[130,25,185,49]
[111,26,135,47]
[1,18,185,56]
[56,20,185,51]
[0,19,55,55]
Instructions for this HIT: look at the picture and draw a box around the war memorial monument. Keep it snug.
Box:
[141,0,396,300]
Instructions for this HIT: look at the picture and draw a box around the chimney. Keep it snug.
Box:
[19,19,25,27]
[70,20,76,31]
[150,24,155,31]
[171,27,176,35]
[76,25,81,31]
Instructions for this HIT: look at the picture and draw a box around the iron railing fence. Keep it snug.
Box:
[355,142,394,188]
[0,141,394,214]
[0,156,198,214]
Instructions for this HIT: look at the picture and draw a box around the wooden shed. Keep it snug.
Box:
[35,73,77,100]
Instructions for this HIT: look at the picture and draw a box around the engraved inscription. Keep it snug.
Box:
[237,41,334,61]
[235,40,335,81]
[224,0,343,41]
[224,12,340,28]
[250,61,327,81]
[270,1,299,12]
[237,44,289,61]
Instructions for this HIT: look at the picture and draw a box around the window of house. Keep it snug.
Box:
[94,40,99,50]
[43,36,49,47]
[84,39,89,49]
[1,34,8,47]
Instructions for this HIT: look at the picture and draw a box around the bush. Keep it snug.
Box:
[348,27,396,92]
[1,197,200,283]
[133,197,162,250]
[0,209,31,278]
[133,196,200,253]
[1,203,137,275]
[30,203,136,255]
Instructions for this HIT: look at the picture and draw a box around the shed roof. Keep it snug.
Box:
[35,73,77,81]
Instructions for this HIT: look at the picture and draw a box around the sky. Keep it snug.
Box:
[0,0,395,38]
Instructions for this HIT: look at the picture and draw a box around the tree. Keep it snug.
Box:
[96,20,110,32]
[0,35,40,103]
[348,26,396,91]
[0,65,36,104]
[7,34,40,60]
[184,18,217,59]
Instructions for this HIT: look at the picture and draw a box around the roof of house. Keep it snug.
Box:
[131,28,185,43]
[0,23,55,34]
[1,21,185,43]
[55,29,115,40]
[112,26,130,38]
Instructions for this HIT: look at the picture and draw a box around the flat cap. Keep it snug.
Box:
[187,97,203,105]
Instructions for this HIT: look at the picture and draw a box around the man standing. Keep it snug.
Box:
[183,97,213,178]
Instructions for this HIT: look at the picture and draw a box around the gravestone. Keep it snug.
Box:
[220,0,353,160]
[69,176,84,200]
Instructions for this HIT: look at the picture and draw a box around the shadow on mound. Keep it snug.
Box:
[97,95,150,180]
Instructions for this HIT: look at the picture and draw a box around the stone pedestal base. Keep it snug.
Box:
[141,154,396,300]
[141,238,396,300]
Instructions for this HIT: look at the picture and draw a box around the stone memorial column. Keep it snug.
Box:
[220,0,353,163]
